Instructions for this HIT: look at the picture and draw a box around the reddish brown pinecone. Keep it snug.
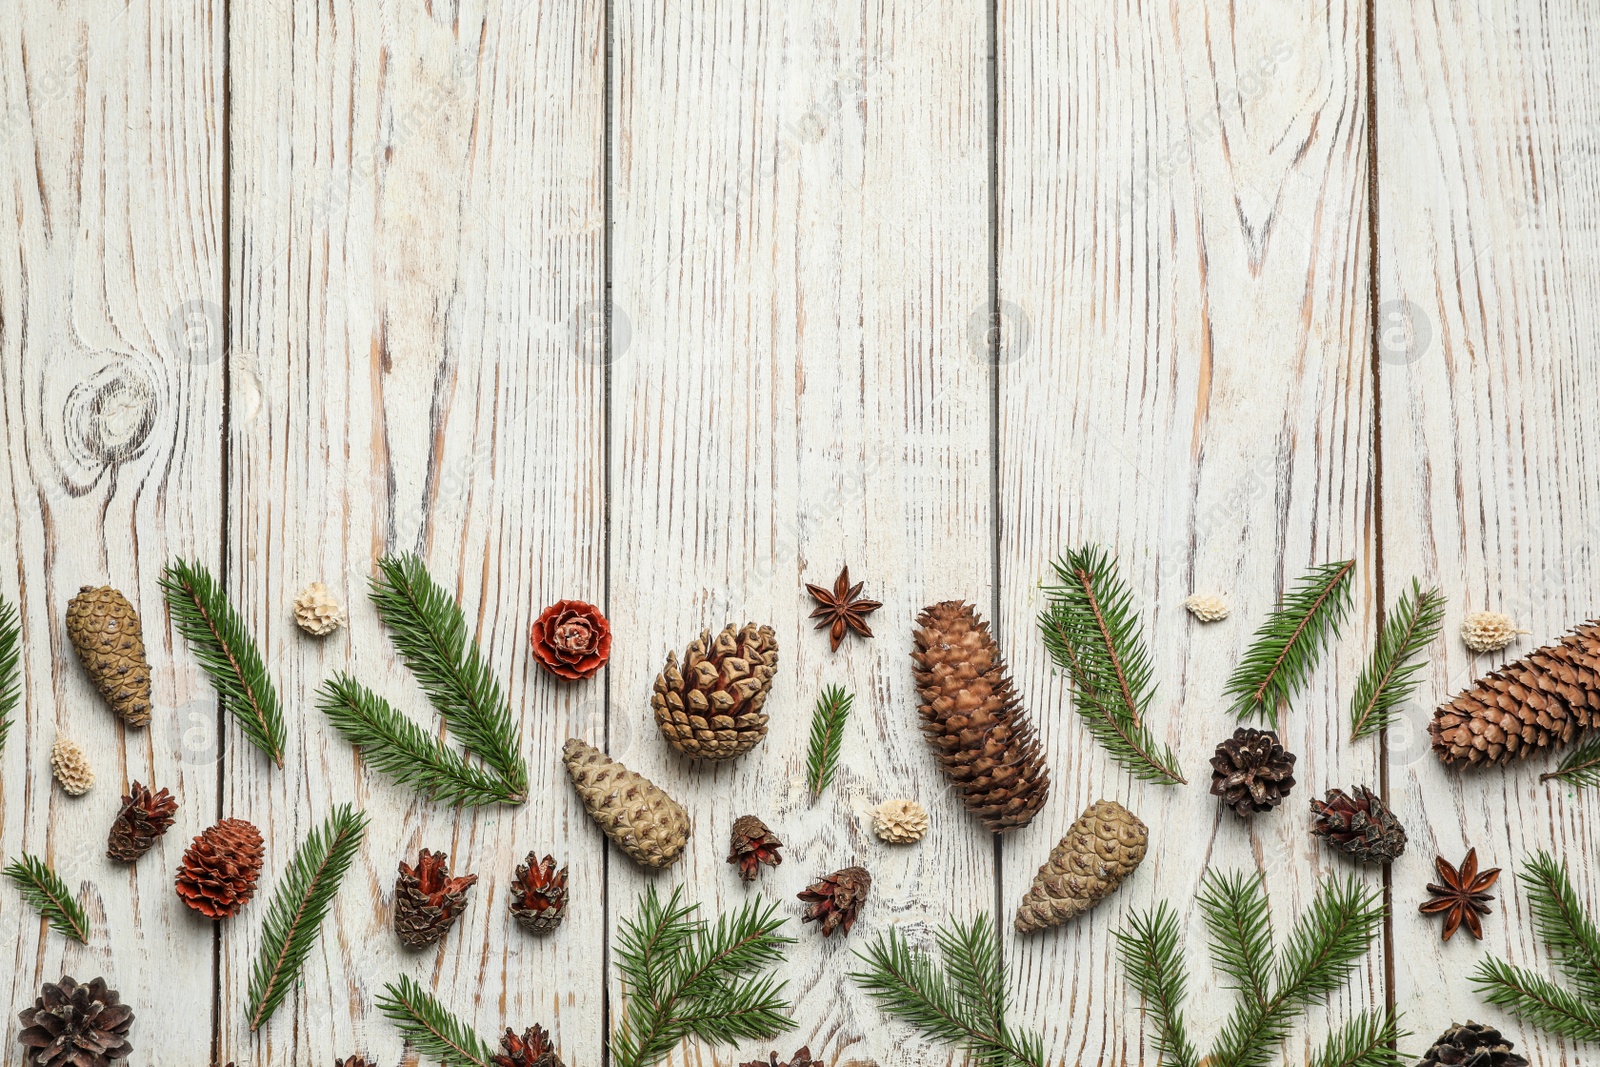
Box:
[394,849,478,949]
[653,623,780,760]
[508,853,568,934]
[491,1026,564,1067]
[17,976,133,1067]
[175,818,264,919]
[1431,619,1600,765]
[1309,786,1407,862]
[334,1058,378,1067]
[911,601,1050,833]
[727,815,783,882]
[106,781,179,862]
[742,1049,820,1067]
[1209,727,1297,817]
[799,866,871,937]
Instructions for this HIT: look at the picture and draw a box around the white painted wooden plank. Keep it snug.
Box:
[998,2,1378,1060]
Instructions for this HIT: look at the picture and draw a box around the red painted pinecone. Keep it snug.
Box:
[107,781,179,862]
[492,1026,564,1067]
[394,849,478,949]
[508,853,568,934]
[1209,727,1297,817]
[798,866,871,938]
[175,818,264,919]
[17,976,134,1067]
[530,600,612,681]
[727,815,783,882]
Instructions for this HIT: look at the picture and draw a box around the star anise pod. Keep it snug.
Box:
[805,565,882,652]
[1419,847,1500,941]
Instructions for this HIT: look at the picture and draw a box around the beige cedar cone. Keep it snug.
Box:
[1183,593,1230,622]
[1014,799,1148,933]
[50,738,94,796]
[65,585,153,727]
[292,581,347,636]
[1459,611,1526,654]
[561,738,690,869]
[870,799,929,844]
[652,623,779,760]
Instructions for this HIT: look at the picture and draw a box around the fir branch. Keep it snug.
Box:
[1225,559,1356,727]
[378,974,495,1067]
[0,593,19,755]
[1309,1010,1407,1067]
[1542,733,1600,789]
[161,558,286,766]
[248,803,368,1031]
[804,685,853,797]
[369,553,526,799]
[317,674,521,807]
[1471,958,1600,1041]
[4,853,89,943]
[1197,871,1275,1012]
[1348,578,1446,741]
[1113,903,1200,1067]
[1038,545,1186,784]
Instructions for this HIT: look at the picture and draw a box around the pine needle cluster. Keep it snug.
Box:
[850,912,1046,1067]
[612,884,796,1067]
[378,974,496,1067]
[804,685,853,797]
[4,853,89,943]
[1349,578,1446,741]
[1542,734,1600,790]
[1115,870,1402,1067]
[1225,559,1356,727]
[1472,851,1600,1041]
[1037,545,1186,785]
[0,593,19,755]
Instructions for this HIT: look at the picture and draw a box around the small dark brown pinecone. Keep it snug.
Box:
[911,601,1050,833]
[106,781,179,862]
[17,976,134,1067]
[653,623,780,760]
[1431,619,1600,765]
[175,818,264,919]
[1416,1022,1528,1067]
[334,1058,378,1067]
[65,585,153,727]
[1209,727,1297,817]
[508,853,568,934]
[741,1048,820,1067]
[798,866,871,938]
[1310,786,1407,862]
[491,1026,564,1067]
[394,849,478,949]
[727,815,783,882]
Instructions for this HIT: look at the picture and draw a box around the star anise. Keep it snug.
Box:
[1419,847,1500,941]
[805,565,882,651]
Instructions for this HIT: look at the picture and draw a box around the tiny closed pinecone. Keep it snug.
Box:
[727,815,783,881]
[492,1025,564,1067]
[292,581,347,636]
[107,781,179,862]
[175,818,265,919]
[1014,799,1147,933]
[742,1049,820,1067]
[65,585,152,727]
[17,975,134,1067]
[798,866,871,938]
[394,849,478,949]
[509,853,568,934]
[1310,786,1407,862]
[870,799,929,844]
[562,738,690,868]
[652,623,779,760]
[50,737,94,796]
[1210,727,1297,817]
[1416,1022,1528,1067]
[1431,619,1600,765]
[911,601,1050,833]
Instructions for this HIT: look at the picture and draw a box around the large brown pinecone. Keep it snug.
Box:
[65,585,152,727]
[107,781,179,862]
[1416,1022,1528,1067]
[175,818,264,918]
[491,1026,564,1067]
[1210,727,1297,817]
[1430,619,1600,765]
[508,853,568,934]
[910,601,1050,833]
[1014,800,1147,933]
[394,849,478,949]
[727,815,783,882]
[798,866,871,938]
[17,976,134,1067]
[1310,786,1407,862]
[653,623,779,760]
[562,738,690,868]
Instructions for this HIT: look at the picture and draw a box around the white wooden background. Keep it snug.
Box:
[1,1,1597,1064]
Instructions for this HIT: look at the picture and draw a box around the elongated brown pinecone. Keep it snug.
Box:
[799,866,871,937]
[491,1026,563,1067]
[1309,786,1407,862]
[1209,727,1297,817]
[175,819,264,918]
[1431,619,1600,765]
[65,585,152,727]
[509,853,568,934]
[1014,800,1147,933]
[107,781,179,862]
[394,849,478,949]
[17,976,133,1067]
[727,815,783,882]
[562,738,690,868]
[911,601,1050,833]
[1416,1022,1528,1067]
[653,623,779,760]
[742,1049,819,1067]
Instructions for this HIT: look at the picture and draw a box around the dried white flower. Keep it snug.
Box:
[1460,611,1525,654]
[51,737,94,796]
[1183,592,1230,623]
[292,581,347,636]
[871,798,930,844]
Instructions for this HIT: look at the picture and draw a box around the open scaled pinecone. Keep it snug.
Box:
[17,976,133,1067]
[65,585,152,727]
[1310,786,1406,862]
[175,818,264,919]
[727,815,783,881]
[1416,1022,1528,1067]
[492,1025,564,1067]
[653,623,779,760]
[799,866,871,938]
[1210,727,1297,816]
[107,781,179,862]
[508,853,568,934]
[394,849,478,948]
[742,1049,820,1067]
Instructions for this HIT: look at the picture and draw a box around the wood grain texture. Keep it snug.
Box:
[0,0,223,1061]
[1378,1,1600,1059]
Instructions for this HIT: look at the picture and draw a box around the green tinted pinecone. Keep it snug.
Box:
[562,738,689,868]
[1014,799,1147,933]
[65,585,152,727]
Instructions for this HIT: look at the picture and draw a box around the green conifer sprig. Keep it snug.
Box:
[161,558,286,766]
[1311,1010,1408,1067]
[0,593,20,755]
[1113,903,1199,1067]
[248,803,368,1031]
[1542,734,1600,790]
[1349,578,1446,741]
[804,685,853,798]
[4,853,89,943]
[1225,559,1356,727]
[1037,545,1186,784]
[378,974,495,1067]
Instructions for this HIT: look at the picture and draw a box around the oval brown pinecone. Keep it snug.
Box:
[492,1025,564,1067]
[508,853,568,934]
[1417,1022,1528,1067]
[65,585,152,727]
[1014,799,1147,933]
[394,849,478,949]
[17,976,133,1067]
[175,818,264,919]
[107,781,179,863]
[1209,727,1297,817]
[1309,785,1406,862]
[727,815,783,881]
[562,738,690,868]
[652,623,779,760]
[798,866,871,938]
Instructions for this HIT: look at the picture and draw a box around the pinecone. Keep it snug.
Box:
[1209,727,1297,816]
[870,798,930,844]
[508,853,568,934]
[562,738,690,869]
[175,818,265,919]
[1460,611,1524,654]
[798,866,871,937]
[335,1058,378,1067]
[742,1049,819,1067]
[1431,619,1600,765]
[292,581,347,636]
[1416,1022,1528,1067]
[910,600,1050,833]
[394,849,478,948]
[1014,799,1147,933]
[17,976,134,1067]
[50,737,94,796]
[65,585,152,727]
[652,623,779,760]
[1183,592,1230,622]
[727,815,783,881]
[107,781,179,862]
[1309,786,1407,862]
[491,1026,563,1067]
